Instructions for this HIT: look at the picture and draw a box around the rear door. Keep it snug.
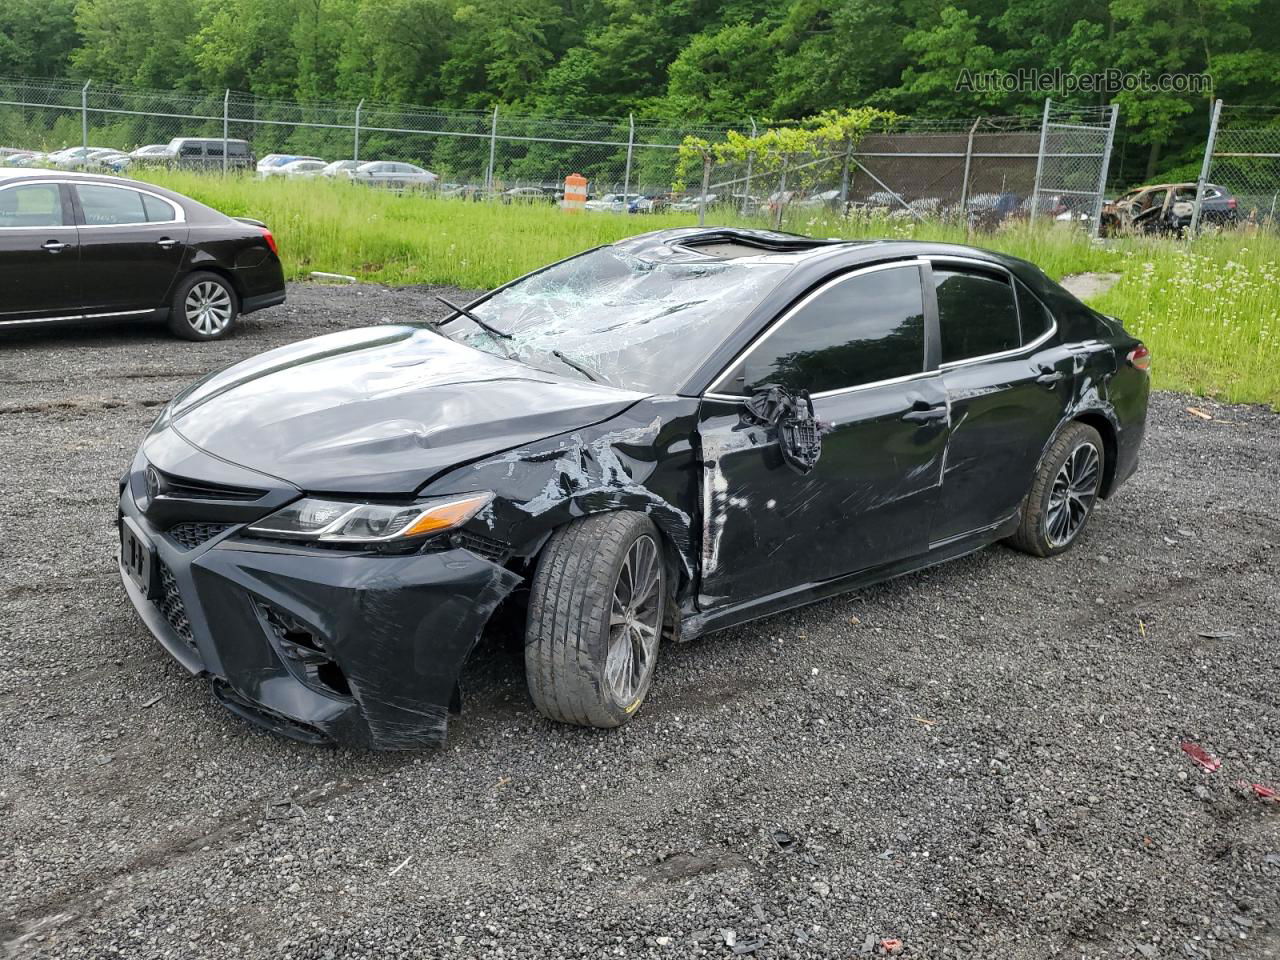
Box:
[928,258,1072,544]
[696,262,949,609]
[0,180,81,324]
[71,182,189,316]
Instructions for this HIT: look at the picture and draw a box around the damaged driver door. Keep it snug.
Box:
[696,262,949,611]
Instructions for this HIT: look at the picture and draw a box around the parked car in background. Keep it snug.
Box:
[257,154,319,175]
[1,151,45,167]
[350,161,438,190]
[585,192,645,212]
[51,146,117,170]
[796,189,842,209]
[1100,182,1238,236]
[966,192,1024,229]
[438,182,481,200]
[670,193,718,212]
[0,168,284,340]
[322,160,361,178]
[130,144,174,165]
[502,186,553,204]
[275,159,328,179]
[168,137,254,171]
[113,226,1150,748]
[257,154,322,177]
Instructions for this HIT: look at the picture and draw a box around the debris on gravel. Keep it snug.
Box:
[1,283,1278,959]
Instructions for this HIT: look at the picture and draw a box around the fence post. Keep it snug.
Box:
[354,99,364,162]
[222,89,230,175]
[81,80,90,153]
[1029,98,1052,223]
[959,117,979,236]
[697,154,711,227]
[485,105,499,193]
[622,113,635,199]
[773,159,789,230]
[1190,98,1223,237]
[742,118,757,216]
[1088,103,1120,238]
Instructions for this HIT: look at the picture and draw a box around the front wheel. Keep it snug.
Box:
[525,512,667,729]
[168,272,239,341]
[1008,421,1105,557]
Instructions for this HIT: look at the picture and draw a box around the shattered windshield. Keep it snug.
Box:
[441,247,792,393]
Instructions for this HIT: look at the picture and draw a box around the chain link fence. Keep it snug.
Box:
[0,77,1122,234]
[691,102,1118,234]
[1193,101,1280,232]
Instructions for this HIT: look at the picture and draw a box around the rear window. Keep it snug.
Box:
[1014,280,1054,343]
[935,269,1020,363]
[142,193,177,223]
[77,185,148,225]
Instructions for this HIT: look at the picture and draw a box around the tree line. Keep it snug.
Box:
[2,0,1277,187]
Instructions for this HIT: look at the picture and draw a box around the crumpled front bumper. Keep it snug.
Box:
[118,480,521,750]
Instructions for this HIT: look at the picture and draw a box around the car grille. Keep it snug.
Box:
[167,522,233,550]
[156,562,195,649]
[154,470,266,502]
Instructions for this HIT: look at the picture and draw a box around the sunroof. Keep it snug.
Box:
[677,233,844,259]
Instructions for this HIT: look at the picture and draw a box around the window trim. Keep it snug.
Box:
[924,255,1057,369]
[0,180,73,230]
[706,260,929,398]
[70,181,185,227]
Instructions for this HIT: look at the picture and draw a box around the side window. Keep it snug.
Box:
[731,265,926,395]
[0,183,64,227]
[935,268,1019,363]
[207,143,224,157]
[179,143,202,157]
[1014,280,1053,344]
[77,185,148,226]
[142,193,177,223]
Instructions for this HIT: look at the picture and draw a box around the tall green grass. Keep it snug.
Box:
[135,172,1279,407]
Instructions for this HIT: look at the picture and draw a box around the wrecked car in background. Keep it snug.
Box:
[1100,182,1239,235]
[117,227,1151,749]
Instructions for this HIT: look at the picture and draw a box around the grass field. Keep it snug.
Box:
[136,171,1279,407]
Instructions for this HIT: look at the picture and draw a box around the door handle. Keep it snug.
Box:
[156,237,178,249]
[1036,364,1066,386]
[902,402,948,423]
[42,239,68,253]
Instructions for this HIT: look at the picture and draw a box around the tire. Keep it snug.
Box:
[168,271,239,341]
[1008,421,1105,557]
[525,512,667,729]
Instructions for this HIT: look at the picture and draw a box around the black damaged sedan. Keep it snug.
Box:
[118,228,1150,748]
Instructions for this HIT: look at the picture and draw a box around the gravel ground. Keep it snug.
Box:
[1,283,1278,960]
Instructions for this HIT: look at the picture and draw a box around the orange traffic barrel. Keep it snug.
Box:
[562,173,587,212]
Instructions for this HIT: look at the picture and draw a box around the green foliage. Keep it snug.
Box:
[3,0,1280,187]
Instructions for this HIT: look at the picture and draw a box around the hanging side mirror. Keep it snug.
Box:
[742,383,826,475]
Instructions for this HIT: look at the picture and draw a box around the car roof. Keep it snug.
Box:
[610,227,1025,273]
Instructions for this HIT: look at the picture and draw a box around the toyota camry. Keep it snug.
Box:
[117,227,1150,748]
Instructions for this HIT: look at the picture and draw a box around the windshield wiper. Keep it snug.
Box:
[551,349,600,383]
[432,294,512,341]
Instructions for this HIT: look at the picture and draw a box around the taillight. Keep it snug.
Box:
[1126,343,1151,372]
[1228,197,1237,209]
[260,227,278,256]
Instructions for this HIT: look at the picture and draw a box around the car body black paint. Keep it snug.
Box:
[0,169,284,330]
[117,227,1149,748]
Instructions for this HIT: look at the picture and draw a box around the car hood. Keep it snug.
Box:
[166,325,648,493]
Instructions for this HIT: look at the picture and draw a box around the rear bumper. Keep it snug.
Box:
[241,289,286,314]
[117,478,520,750]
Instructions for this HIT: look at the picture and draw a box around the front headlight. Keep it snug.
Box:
[247,492,493,544]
